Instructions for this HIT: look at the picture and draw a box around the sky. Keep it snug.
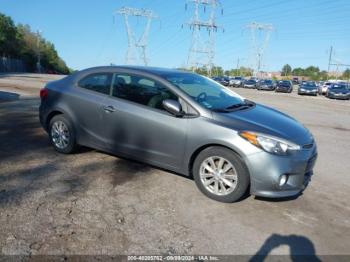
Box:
[1,0,350,71]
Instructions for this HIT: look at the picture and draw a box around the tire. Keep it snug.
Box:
[49,115,78,154]
[193,147,250,203]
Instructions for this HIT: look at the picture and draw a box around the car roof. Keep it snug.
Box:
[78,65,190,76]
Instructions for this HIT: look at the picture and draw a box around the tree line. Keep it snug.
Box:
[192,66,253,77]
[185,64,350,81]
[281,64,350,81]
[0,13,70,74]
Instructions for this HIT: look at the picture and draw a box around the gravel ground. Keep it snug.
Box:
[0,74,349,258]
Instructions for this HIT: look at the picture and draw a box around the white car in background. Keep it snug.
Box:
[318,82,332,95]
[230,76,244,87]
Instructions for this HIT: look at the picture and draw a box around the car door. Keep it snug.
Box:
[69,72,112,148]
[101,72,188,171]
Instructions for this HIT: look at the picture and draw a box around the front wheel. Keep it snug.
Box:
[193,147,250,203]
[49,115,77,154]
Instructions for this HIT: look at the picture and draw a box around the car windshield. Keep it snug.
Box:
[306,82,316,86]
[304,82,316,88]
[280,81,290,86]
[161,72,245,110]
[234,77,242,80]
[246,80,256,84]
[262,80,273,84]
[330,84,348,90]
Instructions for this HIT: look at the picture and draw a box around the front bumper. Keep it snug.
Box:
[327,93,350,100]
[275,88,290,92]
[245,144,318,198]
[259,86,274,90]
[298,90,317,95]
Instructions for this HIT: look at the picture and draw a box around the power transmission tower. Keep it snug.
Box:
[327,46,333,78]
[330,60,350,80]
[115,7,158,66]
[185,0,223,76]
[327,46,350,80]
[245,22,274,77]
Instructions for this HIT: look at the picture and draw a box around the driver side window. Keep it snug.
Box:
[112,73,178,111]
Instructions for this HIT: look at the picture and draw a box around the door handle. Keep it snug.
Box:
[103,105,116,113]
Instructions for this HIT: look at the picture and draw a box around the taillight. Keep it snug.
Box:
[40,88,48,99]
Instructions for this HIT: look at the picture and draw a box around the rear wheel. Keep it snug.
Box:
[193,147,250,203]
[49,115,77,154]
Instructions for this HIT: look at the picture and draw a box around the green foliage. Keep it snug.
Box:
[211,66,224,76]
[343,68,350,79]
[292,67,304,76]
[193,65,253,77]
[291,66,331,81]
[281,64,292,76]
[0,13,22,57]
[0,13,70,74]
[224,67,253,77]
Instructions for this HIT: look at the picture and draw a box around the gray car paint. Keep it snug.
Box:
[40,66,317,198]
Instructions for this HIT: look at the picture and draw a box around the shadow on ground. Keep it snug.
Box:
[0,99,180,209]
[250,234,321,262]
[0,91,20,102]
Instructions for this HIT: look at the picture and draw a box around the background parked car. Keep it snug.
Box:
[326,83,350,100]
[229,76,244,87]
[243,79,257,89]
[212,76,230,86]
[298,81,318,96]
[275,80,293,93]
[292,77,299,85]
[257,79,275,91]
[318,82,332,95]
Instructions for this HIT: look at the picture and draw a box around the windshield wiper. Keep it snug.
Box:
[225,100,255,110]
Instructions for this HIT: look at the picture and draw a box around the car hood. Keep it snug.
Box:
[213,104,313,145]
[330,89,350,94]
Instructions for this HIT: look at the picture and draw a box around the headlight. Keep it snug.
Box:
[300,88,305,91]
[239,131,301,155]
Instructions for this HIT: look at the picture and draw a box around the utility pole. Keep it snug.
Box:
[245,22,274,77]
[115,7,158,66]
[327,46,333,80]
[36,30,42,73]
[185,0,223,76]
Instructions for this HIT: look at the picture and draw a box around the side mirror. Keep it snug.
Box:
[162,99,183,117]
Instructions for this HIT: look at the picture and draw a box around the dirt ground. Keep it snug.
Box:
[0,73,350,258]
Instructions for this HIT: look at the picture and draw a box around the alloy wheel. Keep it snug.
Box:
[51,120,70,149]
[199,156,238,196]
